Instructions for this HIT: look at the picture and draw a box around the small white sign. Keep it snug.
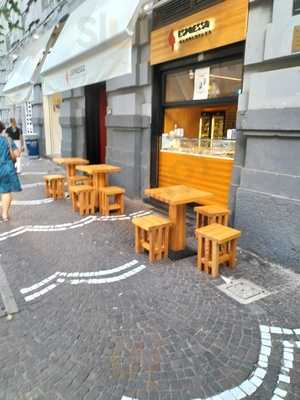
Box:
[193,67,210,100]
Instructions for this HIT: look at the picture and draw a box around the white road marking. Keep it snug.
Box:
[24,284,57,302]
[121,325,300,400]
[20,172,49,176]
[70,265,146,285]
[0,212,153,243]
[21,260,145,302]
[20,272,61,294]
[22,182,44,189]
[2,199,55,206]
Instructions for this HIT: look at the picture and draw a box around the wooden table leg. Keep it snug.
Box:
[66,165,76,180]
[93,173,107,209]
[93,173,99,208]
[211,240,219,278]
[168,204,186,252]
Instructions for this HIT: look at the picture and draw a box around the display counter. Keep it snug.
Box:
[158,147,234,207]
[161,136,236,159]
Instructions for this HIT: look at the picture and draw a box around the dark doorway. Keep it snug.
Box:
[85,83,107,164]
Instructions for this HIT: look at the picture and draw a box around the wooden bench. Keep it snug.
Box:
[196,223,241,278]
[100,186,125,216]
[44,175,65,200]
[132,214,172,263]
[68,175,92,186]
[194,205,230,229]
[69,185,95,216]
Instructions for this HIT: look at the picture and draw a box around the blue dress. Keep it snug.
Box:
[0,135,22,193]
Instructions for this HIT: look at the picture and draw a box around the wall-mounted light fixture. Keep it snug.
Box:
[143,1,154,13]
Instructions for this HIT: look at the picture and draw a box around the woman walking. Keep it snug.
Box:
[6,118,24,174]
[0,122,22,222]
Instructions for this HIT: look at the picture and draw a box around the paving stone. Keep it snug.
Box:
[0,158,299,400]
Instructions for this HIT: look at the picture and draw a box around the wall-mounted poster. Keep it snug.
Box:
[193,67,210,100]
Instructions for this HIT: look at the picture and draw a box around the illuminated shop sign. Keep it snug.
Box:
[168,18,215,51]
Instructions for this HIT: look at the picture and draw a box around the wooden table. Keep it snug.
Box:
[53,157,89,180]
[76,164,121,207]
[145,185,213,255]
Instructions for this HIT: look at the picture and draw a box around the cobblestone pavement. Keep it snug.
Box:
[0,158,300,400]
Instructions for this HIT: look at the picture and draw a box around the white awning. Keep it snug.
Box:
[3,28,54,105]
[41,0,144,96]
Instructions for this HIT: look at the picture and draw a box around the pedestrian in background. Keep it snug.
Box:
[0,121,22,222]
[6,118,24,174]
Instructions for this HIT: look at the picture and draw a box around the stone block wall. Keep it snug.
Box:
[105,15,152,198]
[232,0,300,268]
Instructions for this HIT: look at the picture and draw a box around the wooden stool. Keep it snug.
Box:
[100,186,125,216]
[68,175,92,186]
[196,223,241,278]
[132,214,172,263]
[44,175,65,200]
[194,205,230,229]
[69,185,95,216]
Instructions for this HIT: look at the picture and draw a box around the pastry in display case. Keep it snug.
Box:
[161,136,235,159]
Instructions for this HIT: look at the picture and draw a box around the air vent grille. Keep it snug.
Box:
[153,0,224,30]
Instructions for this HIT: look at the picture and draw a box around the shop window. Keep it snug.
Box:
[165,59,243,104]
[294,0,300,15]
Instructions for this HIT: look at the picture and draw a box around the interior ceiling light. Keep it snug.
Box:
[210,74,242,82]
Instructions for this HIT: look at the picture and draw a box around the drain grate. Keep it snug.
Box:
[217,279,271,304]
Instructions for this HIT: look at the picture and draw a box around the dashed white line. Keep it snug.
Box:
[0,212,153,243]
[21,260,146,303]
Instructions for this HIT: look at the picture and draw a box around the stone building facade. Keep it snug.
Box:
[231,0,300,267]
[0,0,299,267]
[0,0,152,198]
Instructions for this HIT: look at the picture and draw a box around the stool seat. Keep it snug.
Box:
[69,185,95,216]
[196,223,241,278]
[44,175,65,200]
[133,214,172,263]
[132,214,171,231]
[196,223,241,244]
[195,205,230,229]
[100,186,125,216]
[194,205,230,216]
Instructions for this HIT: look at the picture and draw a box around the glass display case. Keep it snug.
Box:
[161,135,236,159]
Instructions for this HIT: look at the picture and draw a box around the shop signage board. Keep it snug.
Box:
[151,0,248,65]
[292,25,300,53]
[169,19,215,52]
